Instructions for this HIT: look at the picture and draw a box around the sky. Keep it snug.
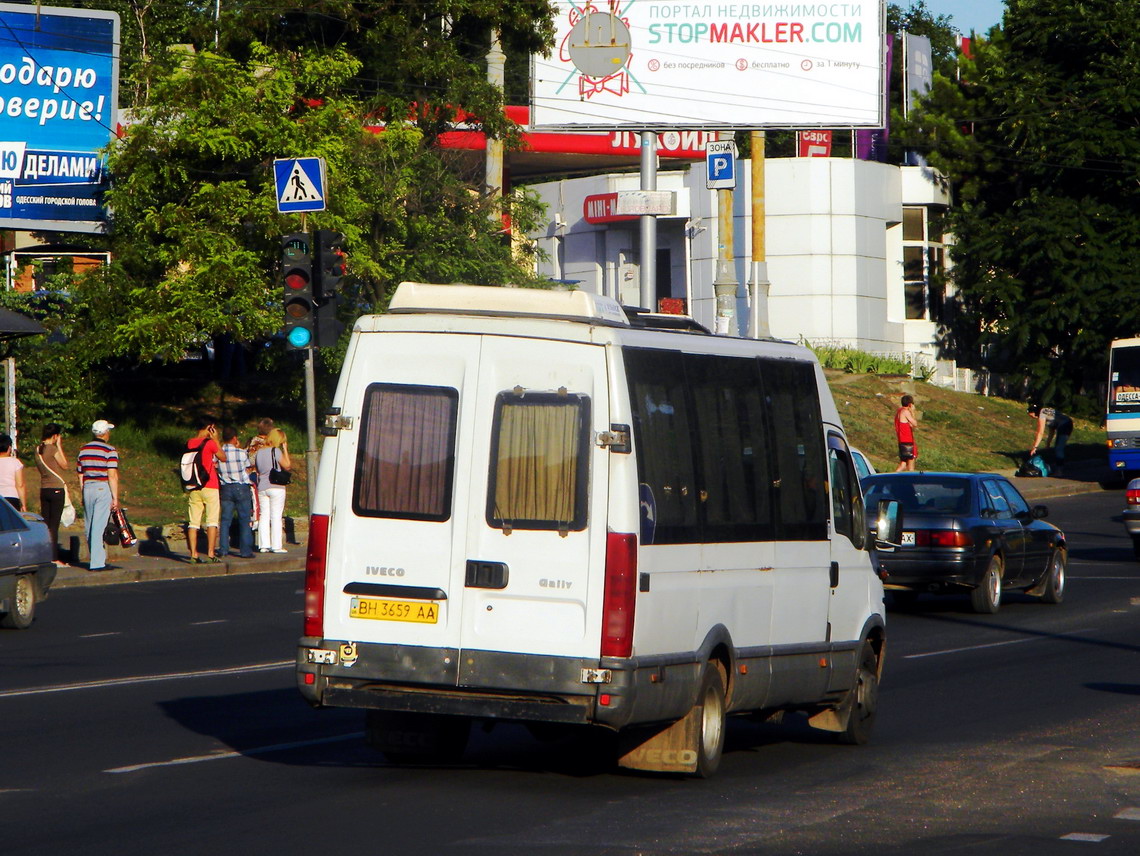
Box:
[921,0,1006,35]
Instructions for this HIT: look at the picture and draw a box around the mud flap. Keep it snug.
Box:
[807,700,851,733]
[616,707,701,774]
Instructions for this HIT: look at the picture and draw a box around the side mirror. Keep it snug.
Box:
[1032,504,1049,519]
[874,499,902,548]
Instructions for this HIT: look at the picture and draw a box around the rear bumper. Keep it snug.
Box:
[876,551,985,591]
[295,639,659,730]
[1123,509,1140,536]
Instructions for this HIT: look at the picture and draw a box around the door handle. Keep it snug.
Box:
[829,561,840,588]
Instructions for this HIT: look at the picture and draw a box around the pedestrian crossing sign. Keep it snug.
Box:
[274,157,327,213]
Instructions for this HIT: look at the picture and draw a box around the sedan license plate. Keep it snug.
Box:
[349,596,439,624]
[901,531,916,546]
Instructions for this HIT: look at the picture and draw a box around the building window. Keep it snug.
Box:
[902,206,947,322]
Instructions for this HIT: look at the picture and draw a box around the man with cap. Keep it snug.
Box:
[77,419,119,571]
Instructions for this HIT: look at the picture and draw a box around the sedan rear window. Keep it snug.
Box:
[864,476,972,515]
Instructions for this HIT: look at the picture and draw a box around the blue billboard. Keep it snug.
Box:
[0,3,119,233]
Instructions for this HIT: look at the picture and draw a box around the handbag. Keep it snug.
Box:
[103,512,121,545]
[37,447,76,526]
[268,448,292,486]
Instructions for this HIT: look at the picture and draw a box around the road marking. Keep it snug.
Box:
[78,632,121,639]
[1060,832,1110,842]
[903,637,1040,660]
[1115,808,1140,821]
[104,732,365,774]
[0,661,293,699]
[189,619,228,626]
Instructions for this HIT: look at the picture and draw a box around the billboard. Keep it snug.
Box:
[532,1,885,130]
[0,3,119,233]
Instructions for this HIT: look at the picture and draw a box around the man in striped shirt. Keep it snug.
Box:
[77,419,119,572]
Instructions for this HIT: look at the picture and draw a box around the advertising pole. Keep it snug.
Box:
[639,131,657,310]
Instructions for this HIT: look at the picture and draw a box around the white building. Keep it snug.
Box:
[527,157,953,371]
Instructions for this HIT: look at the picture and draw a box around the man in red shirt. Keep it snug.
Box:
[894,394,919,472]
[185,416,227,563]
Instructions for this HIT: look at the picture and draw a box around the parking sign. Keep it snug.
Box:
[705,140,737,190]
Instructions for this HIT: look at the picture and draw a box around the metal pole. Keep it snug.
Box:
[748,130,771,339]
[304,346,318,512]
[485,30,505,204]
[639,130,657,311]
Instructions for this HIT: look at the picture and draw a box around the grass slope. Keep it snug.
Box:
[828,370,1103,474]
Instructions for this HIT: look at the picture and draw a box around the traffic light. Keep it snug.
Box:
[281,232,315,349]
[314,229,346,303]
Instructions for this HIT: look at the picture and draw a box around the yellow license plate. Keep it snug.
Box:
[349,596,439,624]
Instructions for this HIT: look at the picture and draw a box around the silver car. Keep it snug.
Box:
[0,498,55,629]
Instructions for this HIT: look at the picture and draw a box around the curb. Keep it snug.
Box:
[52,550,306,590]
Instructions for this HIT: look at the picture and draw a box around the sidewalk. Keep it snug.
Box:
[1000,456,1114,503]
[52,518,308,590]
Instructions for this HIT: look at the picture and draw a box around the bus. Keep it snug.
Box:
[1107,337,1140,472]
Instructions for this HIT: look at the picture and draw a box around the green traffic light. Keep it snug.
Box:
[287,326,312,348]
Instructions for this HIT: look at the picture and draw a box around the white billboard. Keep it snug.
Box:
[532,1,885,130]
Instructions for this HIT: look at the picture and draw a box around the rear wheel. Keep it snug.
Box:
[1040,549,1066,604]
[838,639,880,746]
[970,554,1003,614]
[692,661,727,778]
[0,574,35,629]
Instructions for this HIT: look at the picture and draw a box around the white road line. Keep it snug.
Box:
[1115,808,1140,821]
[903,637,1040,660]
[77,632,122,639]
[0,661,293,699]
[105,732,365,774]
[1060,833,1110,842]
[189,619,228,626]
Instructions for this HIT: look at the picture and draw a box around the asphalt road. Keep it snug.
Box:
[4,490,1140,855]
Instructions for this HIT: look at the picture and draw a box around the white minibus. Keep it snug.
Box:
[297,283,895,777]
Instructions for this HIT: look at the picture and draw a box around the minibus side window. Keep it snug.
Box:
[686,353,776,542]
[624,349,700,544]
[760,359,828,542]
[486,391,590,532]
[352,383,458,521]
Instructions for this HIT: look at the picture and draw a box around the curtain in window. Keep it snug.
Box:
[493,401,580,526]
[356,387,454,518]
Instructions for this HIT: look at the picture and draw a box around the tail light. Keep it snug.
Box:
[913,529,974,547]
[1127,489,1140,507]
[303,514,329,637]
[601,533,637,658]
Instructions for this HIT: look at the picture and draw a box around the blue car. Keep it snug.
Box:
[862,472,1066,613]
[0,497,55,629]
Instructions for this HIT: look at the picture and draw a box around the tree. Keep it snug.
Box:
[74,41,548,363]
[901,0,1140,409]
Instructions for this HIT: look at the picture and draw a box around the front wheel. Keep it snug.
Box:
[692,661,727,778]
[1040,549,1066,604]
[838,639,880,745]
[0,574,36,629]
[971,554,1003,614]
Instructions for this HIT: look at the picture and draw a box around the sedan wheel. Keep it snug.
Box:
[1040,549,1066,604]
[970,555,1002,614]
[0,574,36,629]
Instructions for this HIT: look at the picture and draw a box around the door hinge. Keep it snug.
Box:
[596,423,631,454]
[580,668,613,684]
[320,408,354,436]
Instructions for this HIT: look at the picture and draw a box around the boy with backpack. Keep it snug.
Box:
[184,417,227,563]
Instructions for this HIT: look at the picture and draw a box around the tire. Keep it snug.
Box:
[365,710,470,765]
[889,591,920,609]
[838,639,880,746]
[692,660,727,778]
[1132,535,1140,561]
[970,554,1003,614]
[0,574,35,629]
[1040,549,1066,604]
